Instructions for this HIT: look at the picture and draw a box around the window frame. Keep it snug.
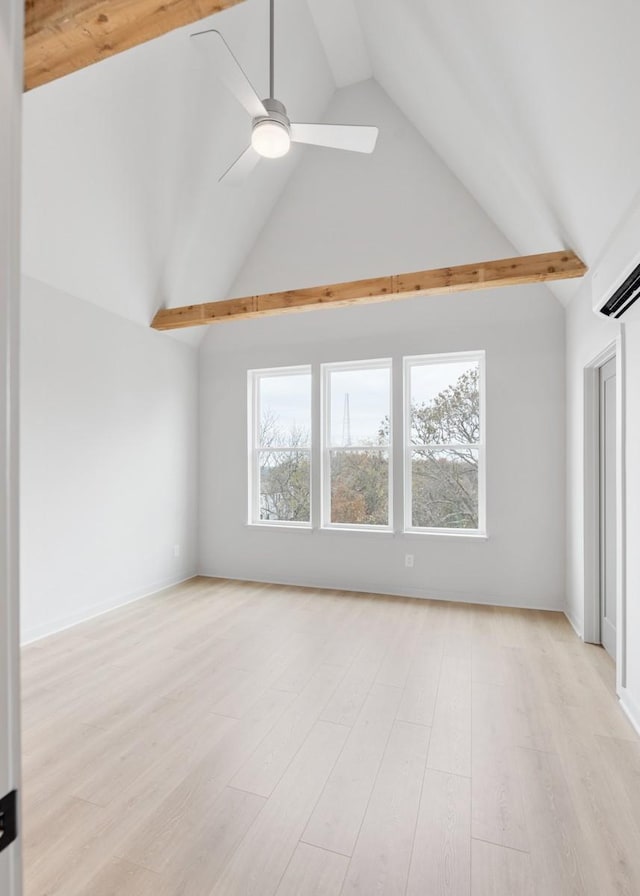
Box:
[248,365,313,528]
[403,351,486,536]
[321,358,393,532]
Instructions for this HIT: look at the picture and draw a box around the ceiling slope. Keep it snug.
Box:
[321,0,640,304]
[305,0,371,88]
[25,0,627,339]
[210,79,561,345]
[21,0,335,340]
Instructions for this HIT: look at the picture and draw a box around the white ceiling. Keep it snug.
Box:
[22,0,640,334]
[306,0,371,88]
[21,0,335,341]
[321,0,640,304]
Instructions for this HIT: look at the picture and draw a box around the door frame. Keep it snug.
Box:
[0,0,22,892]
[598,354,617,659]
[583,335,626,692]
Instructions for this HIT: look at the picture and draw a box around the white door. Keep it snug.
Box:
[599,356,617,660]
[0,0,22,892]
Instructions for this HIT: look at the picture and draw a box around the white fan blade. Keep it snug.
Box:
[192,29,267,120]
[220,145,261,184]
[290,123,379,154]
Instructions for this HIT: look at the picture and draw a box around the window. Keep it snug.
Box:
[249,367,312,526]
[249,352,485,536]
[404,352,485,533]
[322,360,392,529]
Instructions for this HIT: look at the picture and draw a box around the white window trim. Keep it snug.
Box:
[403,351,486,536]
[321,358,393,532]
[247,353,487,538]
[247,365,313,528]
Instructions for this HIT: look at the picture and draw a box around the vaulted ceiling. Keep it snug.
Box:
[22,0,334,342]
[21,0,640,337]
[309,0,640,306]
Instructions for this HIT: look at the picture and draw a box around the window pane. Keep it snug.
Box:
[259,450,310,523]
[259,373,311,448]
[330,449,389,526]
[409,360,480,445]
[411,447,479,529]
[329,366,390,447]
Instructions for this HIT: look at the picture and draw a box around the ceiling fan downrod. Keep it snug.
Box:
[269,0,275,100]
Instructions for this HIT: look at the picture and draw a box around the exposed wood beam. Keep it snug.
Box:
[151,250,587,331]
[24,0,246,91]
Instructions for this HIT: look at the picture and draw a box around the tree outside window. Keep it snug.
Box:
[405,357,483,531]
[249,353,484,533]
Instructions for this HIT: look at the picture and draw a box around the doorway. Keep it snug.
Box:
[599,356,617,659]
[584,339,624,685]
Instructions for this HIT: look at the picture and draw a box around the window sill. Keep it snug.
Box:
[318,526,394,535]
[403,528,488,539]
[246,522,312,532]
[245,523,488,540]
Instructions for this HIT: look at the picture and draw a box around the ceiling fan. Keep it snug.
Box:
[192,0,379,184]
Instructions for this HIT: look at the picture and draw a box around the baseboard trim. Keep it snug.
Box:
[198,570,564,613]
[21,572,198,645]
[564,609,584,640]
[619,688,640,736]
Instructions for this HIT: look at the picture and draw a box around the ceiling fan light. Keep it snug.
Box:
[251,119,291,159]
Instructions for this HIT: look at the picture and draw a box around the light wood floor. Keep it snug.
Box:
[21,577,640,895]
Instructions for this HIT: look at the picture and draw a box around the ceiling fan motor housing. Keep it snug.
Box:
[251,98,291,158]
[255,97,289,128]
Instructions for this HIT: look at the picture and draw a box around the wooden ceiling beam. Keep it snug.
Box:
[24,0,246,91]
[150,250,587,331]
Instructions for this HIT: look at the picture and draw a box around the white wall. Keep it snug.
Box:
[565,267,640,733]
[622,318,640,729]
[199,80,566,610]
[565,279,618,635]
[20,277,199,642]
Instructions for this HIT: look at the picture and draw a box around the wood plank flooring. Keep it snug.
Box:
[21,577,640,895]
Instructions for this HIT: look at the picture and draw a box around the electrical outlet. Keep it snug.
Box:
[405,554,414,568]
[173,544,181,558]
